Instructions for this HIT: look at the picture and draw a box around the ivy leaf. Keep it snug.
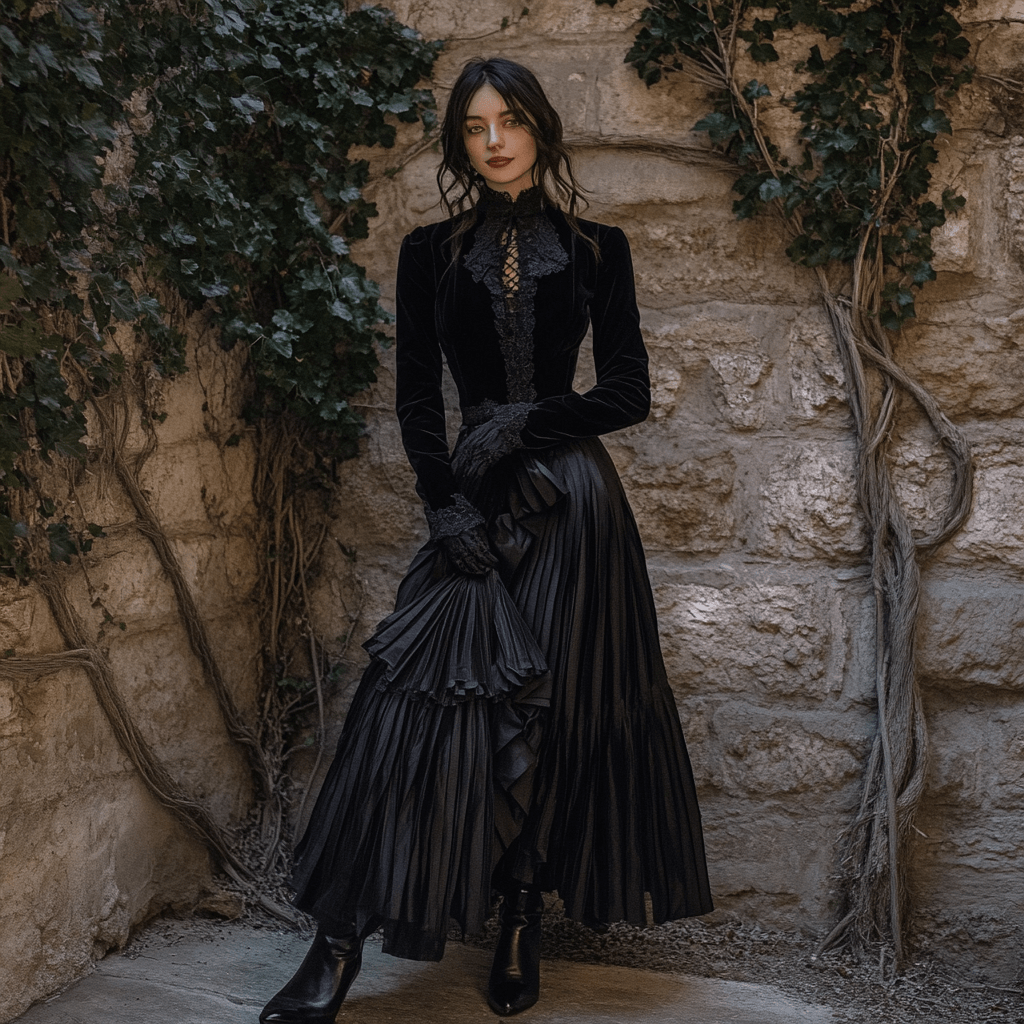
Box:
[0,318,48,358]
[265,331,294,357]
[28,42,61,75]
[759,177,787,202]
[161,223,198,246]
[45,522,77,564]
[693,111,741,144]
[918,110,952,135]
[230,93,265,116]
[742,79,771,102]
[66,56,103,88]
[329,299,354,321]
[0,275,26,312]
[17,208,58,246]
[749,42,779,63]
[0,25,22,54]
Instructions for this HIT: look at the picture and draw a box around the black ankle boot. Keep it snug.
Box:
[259,926,363,1024]
[487,885,543,1017]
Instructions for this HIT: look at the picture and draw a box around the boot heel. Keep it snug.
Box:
[487,886,543,1016]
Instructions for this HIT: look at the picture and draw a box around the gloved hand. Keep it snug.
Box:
[437,523,498,575]
[452,419,509,481]
[452,402,534,481]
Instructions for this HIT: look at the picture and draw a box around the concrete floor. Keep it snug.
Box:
[15,919,836,1024]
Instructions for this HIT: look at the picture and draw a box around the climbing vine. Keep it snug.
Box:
[1,0,439,908]
[0,0,439,576]
[600,0,975,963]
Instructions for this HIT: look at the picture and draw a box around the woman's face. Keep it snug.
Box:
[463,83,538,199]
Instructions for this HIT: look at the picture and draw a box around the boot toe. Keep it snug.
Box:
[487,982,538,1017]
[260,1005,338,1024]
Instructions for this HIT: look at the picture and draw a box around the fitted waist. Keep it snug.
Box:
[461,398,536,428]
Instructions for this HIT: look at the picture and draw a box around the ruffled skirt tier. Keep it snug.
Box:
[290,437,713,960]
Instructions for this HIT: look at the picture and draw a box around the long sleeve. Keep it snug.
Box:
[519,225,650,448]
[394,227,460,514]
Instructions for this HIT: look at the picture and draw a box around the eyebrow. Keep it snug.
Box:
[464,109,515,121]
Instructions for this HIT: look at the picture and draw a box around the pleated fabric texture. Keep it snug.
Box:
[290,437,713,960]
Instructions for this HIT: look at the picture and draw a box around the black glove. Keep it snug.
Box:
[452,402,534,481]
[437,523,498,575]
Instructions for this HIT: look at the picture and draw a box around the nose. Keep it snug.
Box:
[487,122,502,148]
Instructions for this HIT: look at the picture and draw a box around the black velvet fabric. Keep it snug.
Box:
[290,187,714,961]
[394,186,651,515]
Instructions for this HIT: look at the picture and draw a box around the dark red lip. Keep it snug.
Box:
[487,157,512,167]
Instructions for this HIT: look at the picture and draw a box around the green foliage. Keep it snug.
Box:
[129,2,439,433]
[0,0,440,580]
[606,0,971,331]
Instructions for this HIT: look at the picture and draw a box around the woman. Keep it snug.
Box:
[260,57,713,1023]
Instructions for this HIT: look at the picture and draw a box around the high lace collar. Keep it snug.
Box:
[476,184,546,219]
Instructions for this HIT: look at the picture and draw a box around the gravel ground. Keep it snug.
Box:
[523,908,1024,1024]
[213,867,1024,1024]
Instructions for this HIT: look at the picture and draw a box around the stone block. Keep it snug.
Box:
[709,349,773,430]
[754,441,866,560]
[0,770,210,1021]
[698,701,869,798]
[786,309,850,423]
[387,0,531,42]
[917,575,1024,691]
[637,304,797,431]
[104,630,252,822]
[623,442,736,553]
[648,355,682,421]
[615,204,813,308]
[329,417,426,550]
[0,581,62,655]
[655,580,840,701]
[526,0,648,38]
[591,55,717,139]
[948,438,1024,568]
[700,808,840,930]
[167,532,260,613]
[1,667,127,810]
[310,544,416,661]
[137,437,255,535]
[909,692,1024,984]
[62,534,180,635]
[130,326,251,451]
[921,694,1024,810]
[899,316,1024,418]
[912,799,1024,985]
[576,152,729,209]
[962,1,1024,24]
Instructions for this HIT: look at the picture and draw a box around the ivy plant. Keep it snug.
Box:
[602,0,971,328]
[129,1,438,435]
[0,0,441,580]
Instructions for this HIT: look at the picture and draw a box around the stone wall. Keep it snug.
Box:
[3,1,1023,1018]
[307,0,1024,983]
[0,327,261,1022]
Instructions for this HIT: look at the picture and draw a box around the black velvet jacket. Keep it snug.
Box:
[394,185,650,529]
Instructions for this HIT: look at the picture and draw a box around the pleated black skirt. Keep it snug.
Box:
[290,437,713,960]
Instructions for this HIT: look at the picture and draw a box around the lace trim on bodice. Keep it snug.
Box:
[463,186,569,405]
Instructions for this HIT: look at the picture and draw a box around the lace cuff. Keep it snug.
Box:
[484,400,533,457]
[424,493,485,540]
[461,399,535,464]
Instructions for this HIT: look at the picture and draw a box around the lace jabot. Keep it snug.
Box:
[463,185,569,406]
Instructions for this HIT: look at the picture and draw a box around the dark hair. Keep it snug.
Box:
[437,57,597,257]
